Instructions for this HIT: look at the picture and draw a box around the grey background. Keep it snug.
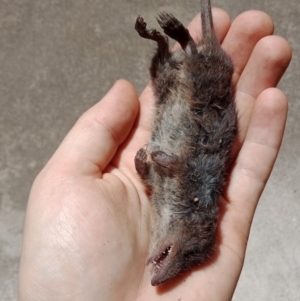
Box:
[0,0,299,300]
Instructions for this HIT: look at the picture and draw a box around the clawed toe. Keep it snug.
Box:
[157,12,180,31]
[135,15,147,33]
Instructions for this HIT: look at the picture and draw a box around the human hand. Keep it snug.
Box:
[19,9,291,301]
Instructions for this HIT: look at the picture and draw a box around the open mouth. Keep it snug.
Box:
[146,244,175,286]
[148,245,173,272]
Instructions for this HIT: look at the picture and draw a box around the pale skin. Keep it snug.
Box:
[19,9,291,301]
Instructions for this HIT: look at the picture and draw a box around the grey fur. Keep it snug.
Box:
[135,0,238,286]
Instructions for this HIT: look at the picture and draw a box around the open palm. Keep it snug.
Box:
[19,9,291,301]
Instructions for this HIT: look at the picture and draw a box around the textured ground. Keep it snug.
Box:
[0,0,299,300]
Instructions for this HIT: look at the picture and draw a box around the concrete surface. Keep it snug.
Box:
[0,0,299,300]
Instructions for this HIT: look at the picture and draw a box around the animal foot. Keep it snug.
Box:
[135,16,147,35]
[151,150,180,171]
[157,12,183,37]
[157,12,195,52]
[135,144,150,180]
[135,15,164,41]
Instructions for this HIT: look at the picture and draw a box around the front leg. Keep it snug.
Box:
[135,144,150,182]
[151,150,181,171]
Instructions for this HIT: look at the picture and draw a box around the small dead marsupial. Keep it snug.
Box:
[134,0,238,286]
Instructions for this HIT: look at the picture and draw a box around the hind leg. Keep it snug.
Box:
[157,13,197,55]
[135,16,170,62]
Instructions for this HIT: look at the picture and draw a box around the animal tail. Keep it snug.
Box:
[200,0,216,42]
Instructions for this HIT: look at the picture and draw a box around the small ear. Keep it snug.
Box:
[151,151,180,170]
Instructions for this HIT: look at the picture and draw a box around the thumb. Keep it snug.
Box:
[49,80,139,174]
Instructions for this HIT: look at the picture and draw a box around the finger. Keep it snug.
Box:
[51,80,139,173]
[238,36,291,97]
[235,36,291,146]
[222,10,274,84]
[223,88,288,247]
